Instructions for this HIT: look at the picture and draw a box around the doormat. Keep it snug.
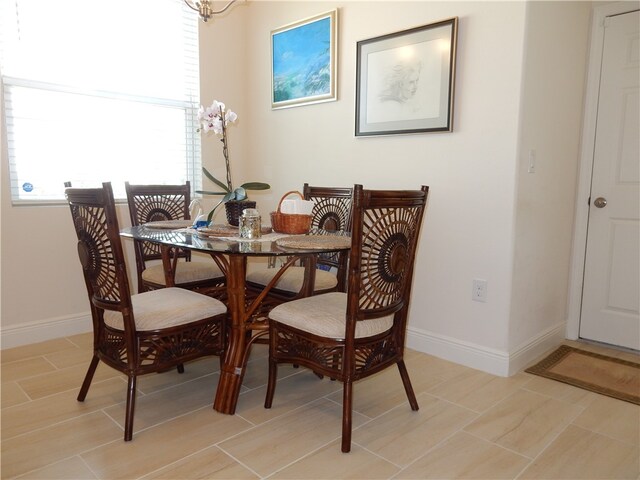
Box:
[525,345,640,405]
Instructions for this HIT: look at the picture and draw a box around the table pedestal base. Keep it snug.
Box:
[213,255,249,414]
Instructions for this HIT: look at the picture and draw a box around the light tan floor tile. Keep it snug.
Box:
[327,358,448,419]
[519,425,640,479]
[1,338,77,364]
[81,407,252,479]
[141,445,258,479]
[1,335,632,480]
[521,373,600,407]
[134,356,220,395]
[572,394,640,444]
[427,369,531,412]
[235,369,343,425]
[66,332,94,349]
[353,393,477,467]
[1,381,30,408]
[241,353,299,390]
[219,399,367,478]
[2,377,127,439]
[464,388,583,458]
[248,343,269,360]
[1,357,58,383]
[104,374,219,431]
[271,440,400,479]
[44,347,94,370]
[1,411,122,479]
[397,431,530,479]
[406,350,475,382]
[17,361,121,400]
[15,455,98,479]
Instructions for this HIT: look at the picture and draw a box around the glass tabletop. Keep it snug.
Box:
[120,225,350,256]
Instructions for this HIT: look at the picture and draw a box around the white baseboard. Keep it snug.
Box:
[1,314,567,372]
[406,321,566,377]
[1,313,92,349]
[507,321,567,375]
[406,327,511,376]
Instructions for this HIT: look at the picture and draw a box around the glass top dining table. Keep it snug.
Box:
[120,224,350,415]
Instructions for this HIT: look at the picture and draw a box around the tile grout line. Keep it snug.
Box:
[567,422,640,447]
[4,335,637,479]
[78,454,101,480]
[215,439,274,480]
[2,409,118,443]
[261,435,343,480]
[12,379,34,403]
[389,401,487,478]
[10,374,128,405]
[13,453,100,480]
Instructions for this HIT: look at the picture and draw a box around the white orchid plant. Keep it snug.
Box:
[196,100,270,222]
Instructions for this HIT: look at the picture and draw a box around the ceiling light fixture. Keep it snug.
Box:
[183,0,239,22]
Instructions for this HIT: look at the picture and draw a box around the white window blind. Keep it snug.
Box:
[0,0,201,203]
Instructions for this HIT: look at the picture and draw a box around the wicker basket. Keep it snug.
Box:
[270,191,312,234]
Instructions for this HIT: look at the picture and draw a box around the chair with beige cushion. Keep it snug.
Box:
[265,184,429,452]
[125,182,225,295]
[246,184,353,302]
[66,183,227,441]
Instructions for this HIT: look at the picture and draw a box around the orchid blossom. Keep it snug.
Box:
[196,100,270,223]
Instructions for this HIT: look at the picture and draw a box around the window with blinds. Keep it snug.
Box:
[0,0,202,203]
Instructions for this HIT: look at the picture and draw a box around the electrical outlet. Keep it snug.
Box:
[472,279,488,302]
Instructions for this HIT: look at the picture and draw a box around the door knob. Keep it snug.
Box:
[593,197,607,208]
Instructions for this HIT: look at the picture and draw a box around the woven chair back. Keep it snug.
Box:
[347,184,429,328]
[65,182,133,316]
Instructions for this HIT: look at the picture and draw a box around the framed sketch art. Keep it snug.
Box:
[271,9,338,109]
[355,17,458,136]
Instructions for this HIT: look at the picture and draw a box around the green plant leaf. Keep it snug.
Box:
[196,190,228,196]
[206,200,224,223]
[240,182,271,191]
[205,191,236,223]
[203,167,230,193]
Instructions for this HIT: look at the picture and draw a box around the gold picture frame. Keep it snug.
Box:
[271,9,338,109]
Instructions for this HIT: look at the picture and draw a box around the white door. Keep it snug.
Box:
[579,10,639,350]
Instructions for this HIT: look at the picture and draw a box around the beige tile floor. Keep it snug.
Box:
[1,335,639,479]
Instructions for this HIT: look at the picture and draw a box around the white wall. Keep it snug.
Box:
[509,1,591,370]
[1,1,592,377]
[240,1,527,373]
[249,2,526,362]
[210,0,590,373]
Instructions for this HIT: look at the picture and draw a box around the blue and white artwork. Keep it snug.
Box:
[271,11,336,108]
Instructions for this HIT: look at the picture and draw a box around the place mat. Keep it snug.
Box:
[525,345,640,405]
[276,234,351,250]
[144,219,194,229]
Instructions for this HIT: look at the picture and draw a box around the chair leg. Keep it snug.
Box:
[397,360,419,411]
[124,375,137,441]
[264,358,278,408]
[77,355,100,402]
[177,363,185,374]
[341,381,353,453]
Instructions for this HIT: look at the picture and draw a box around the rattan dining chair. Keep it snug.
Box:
[246,184,353,302]
[264,184,429,452]
[66,183,227,441]
[125,182,226,295]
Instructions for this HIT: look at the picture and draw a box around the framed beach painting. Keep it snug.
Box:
[271,9,338,109]
[355,17,458,136]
